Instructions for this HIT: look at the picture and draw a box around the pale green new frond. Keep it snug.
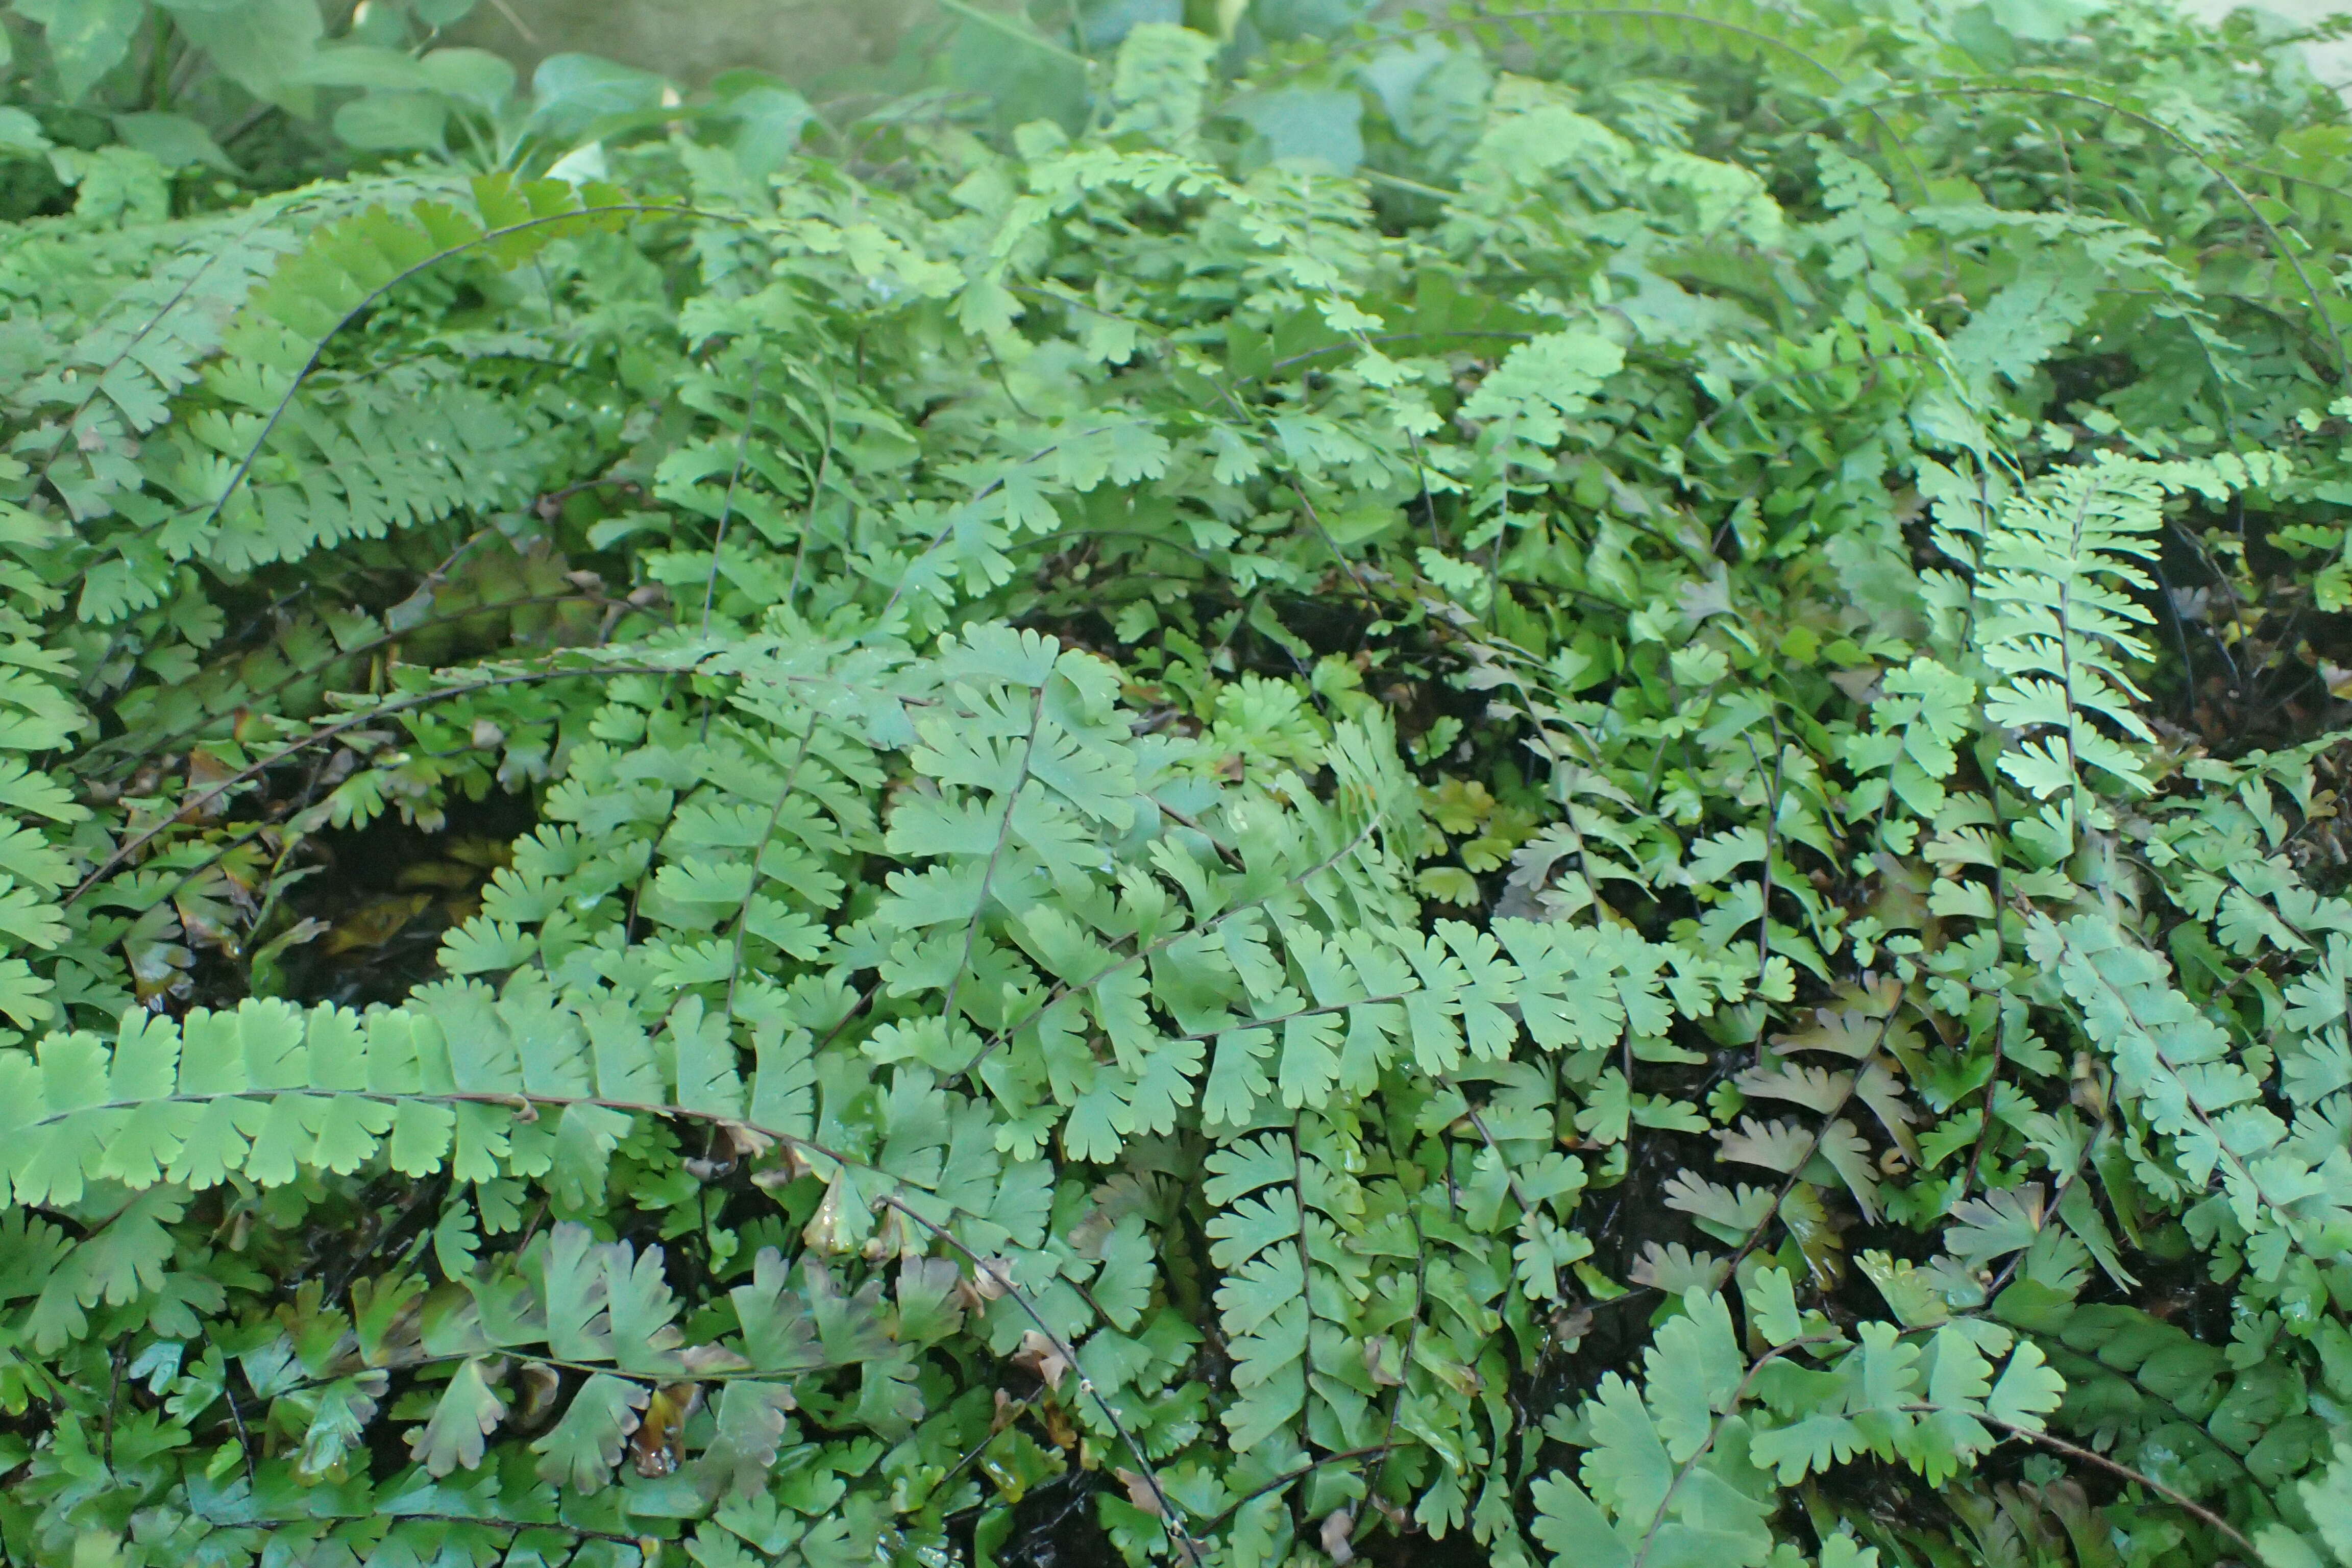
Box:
[2034,913,2352,1277]
[1962,456,2164,799]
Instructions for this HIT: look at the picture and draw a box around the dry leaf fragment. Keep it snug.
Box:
[968,1257,1015,1300]
[508,1361,561,1433]
[751,1143,812,1190]
[1116,1467,1163,1515]
[1319,1509,1356,1565]
[1011,1329,1069,1390]
[679,1342,754,1376]
[630,1382,703,1477]
[720,1120,775,1159]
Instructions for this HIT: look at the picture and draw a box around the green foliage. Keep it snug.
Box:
[0,0,813,221]
[15,3,2352,1567]
[1531,1279,2065,1567]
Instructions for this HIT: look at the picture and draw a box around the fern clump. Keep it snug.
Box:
[13,4,2352,1567]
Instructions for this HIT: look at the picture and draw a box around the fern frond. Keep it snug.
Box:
[2035,914,2352,1277]
[65,173,673,618]
[1949,455,2164,800]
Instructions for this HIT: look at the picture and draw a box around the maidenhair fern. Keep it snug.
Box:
[1930,453,2291,805]
[14,4,2352,1567]
[1533,1278,2065,1567]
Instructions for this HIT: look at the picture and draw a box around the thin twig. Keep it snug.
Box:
[1965,1415,2258,1556]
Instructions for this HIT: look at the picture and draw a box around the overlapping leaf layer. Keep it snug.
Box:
[13,5,2352,1567]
